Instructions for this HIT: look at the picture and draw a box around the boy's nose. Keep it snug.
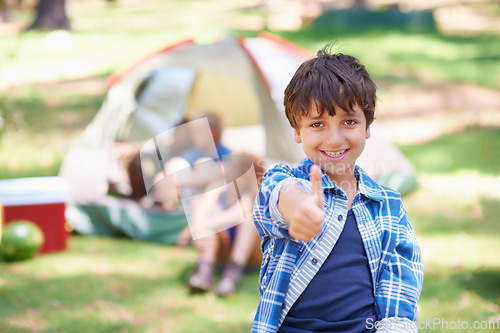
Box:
[325,128,343,147]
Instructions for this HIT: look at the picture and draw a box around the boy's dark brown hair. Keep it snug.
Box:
[284,45,376,130]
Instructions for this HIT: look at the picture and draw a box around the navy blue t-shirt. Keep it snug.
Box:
[279,209,377,332]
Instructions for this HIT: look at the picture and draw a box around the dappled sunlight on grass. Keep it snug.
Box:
[421,171,500,202]
[0,134,66,179]
[395,122,500,331]
[0,236,259,333]
[2,236,197,279]
[414,188,500,331]
[407,171,500,227]
[399,126,500,174]
[419,272,500,330]
[0,1,499,331]
[403,167,499,235]
[419,234,499,272]
[277,28,500,89]
[0,77,107,179]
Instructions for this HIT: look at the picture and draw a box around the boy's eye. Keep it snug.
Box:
[310,122,323,128]
[344,119,357,126]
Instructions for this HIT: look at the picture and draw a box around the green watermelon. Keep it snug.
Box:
[1,220,45,261]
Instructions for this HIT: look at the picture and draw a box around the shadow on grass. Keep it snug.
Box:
[399,125,500,236]
[3,76,109,134]
[236,22,500,89]
[419,267,500,331]
[0,236,259,333]
[0,274,159,332]
[399,125,500,175]
[422,268,500,306]
[312,8,437,34]
[453,268,500,306]
[410,197,500,236]
[421,271,464,305]
[0,269,258,333]
[258,21,500,47]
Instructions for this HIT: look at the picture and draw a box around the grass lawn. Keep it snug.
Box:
[0,235,260,332]
[1,0,499,332]
[399,126,500,332]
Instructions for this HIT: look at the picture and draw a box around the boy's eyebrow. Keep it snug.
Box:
[343,108,364,117]
[304,114,323,120]
[303,110,326,120]
[345,112,363,118]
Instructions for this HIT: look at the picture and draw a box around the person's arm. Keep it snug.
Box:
[375,203,424,333]
[202,191,254,232]
[254,164,325,242]
[184,181,226,238]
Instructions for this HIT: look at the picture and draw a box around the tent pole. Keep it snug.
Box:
[153,136,167,178]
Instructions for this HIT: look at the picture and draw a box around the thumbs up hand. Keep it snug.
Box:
[279,165,325,242]
[309,164,325,211]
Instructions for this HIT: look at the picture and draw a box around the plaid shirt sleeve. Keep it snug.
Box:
[253,163,310,240]
[373,194,424,332]
[252,163,309,332]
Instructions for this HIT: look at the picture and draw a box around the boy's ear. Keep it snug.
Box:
[294,129,301,143]
[365,125,371,139]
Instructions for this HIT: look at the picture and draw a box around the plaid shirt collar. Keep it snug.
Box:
[296,158,386,202]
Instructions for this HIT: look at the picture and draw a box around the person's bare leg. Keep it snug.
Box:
[228,217,260,266]
[195,234,220,264]
[188,234,220,293]
[156,157,191,211]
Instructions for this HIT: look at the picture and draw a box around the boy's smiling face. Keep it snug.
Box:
[294,103,371,185]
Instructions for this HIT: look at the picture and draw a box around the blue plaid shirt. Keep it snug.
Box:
[252,159,423,333]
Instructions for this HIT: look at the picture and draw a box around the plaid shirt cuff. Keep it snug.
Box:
[375,317,418,333]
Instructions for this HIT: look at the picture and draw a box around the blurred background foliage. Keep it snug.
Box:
[0,0,499,332]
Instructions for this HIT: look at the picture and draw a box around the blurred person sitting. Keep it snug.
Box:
[176,152,265,297]
[125,117,193,201]
[153,111,231,211]
[178,111,231,165]
[150,112,263,296]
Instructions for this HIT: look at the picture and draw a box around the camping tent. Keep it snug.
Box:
[60,32,312,204]
[60,32,417,243]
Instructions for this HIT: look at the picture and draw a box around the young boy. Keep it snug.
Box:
[252,46,423,332]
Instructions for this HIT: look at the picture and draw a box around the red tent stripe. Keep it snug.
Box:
[237,37,271,91]
[106,39,195,87]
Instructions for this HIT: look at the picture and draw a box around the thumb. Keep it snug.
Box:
[309,165,324,207]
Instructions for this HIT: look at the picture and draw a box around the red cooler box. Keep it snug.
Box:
[0,176,71,253]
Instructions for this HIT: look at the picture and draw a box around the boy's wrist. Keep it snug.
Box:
[277,172,325,242]
[374,317,418,333]
[269,177,311,229]
[278,184,308,221]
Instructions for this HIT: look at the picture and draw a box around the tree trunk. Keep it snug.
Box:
[0,0,13,22]
[27,0,70,30]
[353,0,369,9]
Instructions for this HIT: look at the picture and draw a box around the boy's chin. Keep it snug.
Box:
[318,161,351,172]
[318,163,354,178]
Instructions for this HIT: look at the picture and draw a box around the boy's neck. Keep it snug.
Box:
[326,169,358,209]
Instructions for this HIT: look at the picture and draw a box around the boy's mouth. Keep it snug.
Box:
[322,149,348,158]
